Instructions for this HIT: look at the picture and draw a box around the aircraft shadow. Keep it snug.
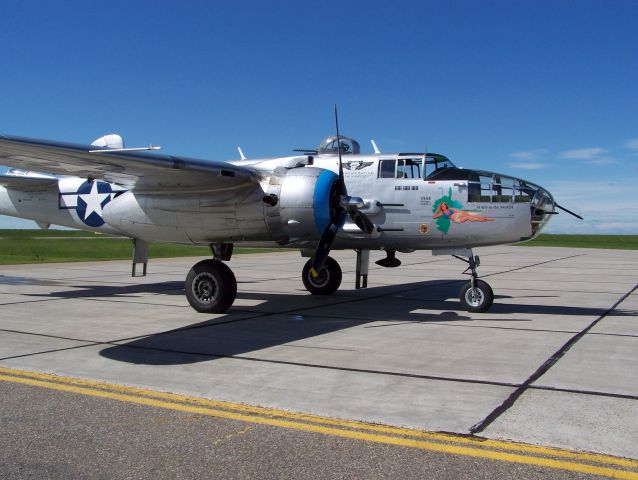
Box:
[23,281,185,298]
[95,279,629,366]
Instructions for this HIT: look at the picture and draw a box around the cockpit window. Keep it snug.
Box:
[378,154,456,179]
[424,156,454,178]
[398,158,422,178]
[379,159,396,178]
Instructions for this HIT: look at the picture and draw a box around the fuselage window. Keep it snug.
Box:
[516,182,533,203]
[478,175,493,202]
[379,160,396,178]
[398,158,423,179]
[493,176,514,202]
[379,158,429,179]
[468,174,525,204]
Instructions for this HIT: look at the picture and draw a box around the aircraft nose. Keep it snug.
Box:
[467,170,555,237]
[518,178,555,236]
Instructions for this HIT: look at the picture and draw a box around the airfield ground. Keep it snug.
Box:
[0,246,637,478]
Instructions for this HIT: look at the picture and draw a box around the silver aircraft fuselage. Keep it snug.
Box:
[0,152,554,251]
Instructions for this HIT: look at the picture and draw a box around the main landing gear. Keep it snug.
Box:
[454,252,494,313]
[183,247,493,314]
[185,259,237,313]
[184,243,237,313]
[302,256,342,294]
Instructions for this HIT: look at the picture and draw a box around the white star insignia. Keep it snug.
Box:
[78,182,110,220]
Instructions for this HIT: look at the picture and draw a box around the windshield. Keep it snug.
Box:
[424,154,455,178]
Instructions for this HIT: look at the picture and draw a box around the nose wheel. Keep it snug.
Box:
[460,279,493,312]
[454,253,494,313]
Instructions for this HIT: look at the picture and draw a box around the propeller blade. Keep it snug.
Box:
[310,106,374,278]
[555,203,584,220]
[349,210,375,234]
[310,214,345,276]
[334,104,347,196]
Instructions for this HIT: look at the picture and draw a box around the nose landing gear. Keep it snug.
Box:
[454,252,494,313]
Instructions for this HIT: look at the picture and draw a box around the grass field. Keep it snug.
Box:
[517,234,638,250]
[0,230,636,265]
[0,230,278,264]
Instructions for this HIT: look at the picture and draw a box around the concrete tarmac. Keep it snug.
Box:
[0,246,637,474]
[0,378,605,480]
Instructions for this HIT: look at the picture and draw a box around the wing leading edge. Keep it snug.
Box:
[0,135,257,192]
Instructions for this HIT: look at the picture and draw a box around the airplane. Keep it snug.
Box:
[0,114,581,314]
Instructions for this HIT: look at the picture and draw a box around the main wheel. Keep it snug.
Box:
[185,259,237,313]
[302,257,342,295]
[459,279,494,313]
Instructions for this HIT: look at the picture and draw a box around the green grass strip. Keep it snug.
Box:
[0,230,279,264]
[0,231,637,265]
[516,234,638,250]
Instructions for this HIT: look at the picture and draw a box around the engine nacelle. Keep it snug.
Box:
[264,167,338,246]
[100,166,340,246]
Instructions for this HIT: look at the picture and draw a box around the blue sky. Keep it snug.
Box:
[1,0,637,233]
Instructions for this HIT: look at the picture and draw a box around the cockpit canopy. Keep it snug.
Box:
[318,136,360,155]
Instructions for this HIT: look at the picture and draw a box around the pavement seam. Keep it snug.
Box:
[0,297,71,306]
[103,342,524,388]
[479,254,586,278]
[529,385,638,401]
[0,342,104,361]
[0,253,597,396]
[1,367,637,479]
[3,364,637,466]
[469,281,638,435]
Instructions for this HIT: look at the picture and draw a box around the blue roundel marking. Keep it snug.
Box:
[75,180,113,228]
[313,170,338,234]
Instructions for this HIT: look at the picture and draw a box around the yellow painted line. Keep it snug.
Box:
[0,366,635,470]
[0,368,637,479]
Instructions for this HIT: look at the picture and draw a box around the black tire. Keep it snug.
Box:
[302,257,342,295]
[185,259,237,313]
[459,279,494,313]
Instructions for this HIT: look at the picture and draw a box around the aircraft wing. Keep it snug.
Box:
[0,135,257,192]
[0,173,58,188]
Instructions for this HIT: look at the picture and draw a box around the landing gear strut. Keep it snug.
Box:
[454,252,494,313]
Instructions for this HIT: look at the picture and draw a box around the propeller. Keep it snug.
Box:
[310,106,375,277]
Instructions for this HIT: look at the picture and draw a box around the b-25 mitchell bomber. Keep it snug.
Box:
[0,118,579,314]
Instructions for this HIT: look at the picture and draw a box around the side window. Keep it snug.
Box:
[379,160,396,178]
[479,175,493,202]
[468,174,519,203]
[468,184,481,203]
[378,158,423,179]
[396,160,405,178]
[515,181,533,203]
[424,160,435,178]
[399,159,422,179]
[493,176,514,202]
